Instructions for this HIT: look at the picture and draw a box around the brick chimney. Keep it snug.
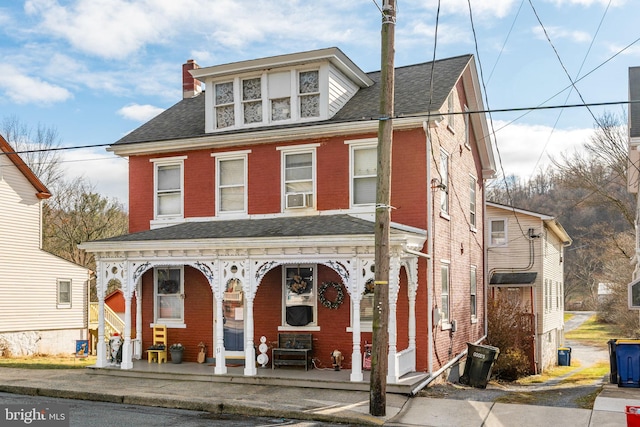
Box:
[182,59,202,99]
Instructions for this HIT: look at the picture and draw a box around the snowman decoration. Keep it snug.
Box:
[256,336,269,368]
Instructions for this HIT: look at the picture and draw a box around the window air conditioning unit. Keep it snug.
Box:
[286,193,307,209]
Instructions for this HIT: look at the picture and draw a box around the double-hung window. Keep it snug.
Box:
[470,266,477,321]
[348,139,377,206]
[215,151,249,214]
[214,81,235,129]
[279,145,317,210]
[299,70,320,118]
[57,279,71,308]
[469,176,477,228]
[490,219,507,246]
[153,158,185,219]
[441,263,450,325]
[155,267,184,325]
[440,150,449,215]
[242,77,262,125]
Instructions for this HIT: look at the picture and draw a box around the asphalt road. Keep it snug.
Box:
[0,392,350,427]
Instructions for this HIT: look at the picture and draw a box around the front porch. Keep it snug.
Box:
[87,359,431,395]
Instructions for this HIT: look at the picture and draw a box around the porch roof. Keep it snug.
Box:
[489,272,537,285]
[91,214,425,244]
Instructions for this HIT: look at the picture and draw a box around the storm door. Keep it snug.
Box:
[222,278,245,354]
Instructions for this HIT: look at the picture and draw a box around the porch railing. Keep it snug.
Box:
[89,302,125,338]
[391,347,415,381]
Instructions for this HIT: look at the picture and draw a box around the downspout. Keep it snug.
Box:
[423,120,435,377]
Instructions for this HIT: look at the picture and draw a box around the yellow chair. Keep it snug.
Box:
[147,325,167,364]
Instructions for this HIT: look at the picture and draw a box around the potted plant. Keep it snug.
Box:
[169,343,184,364]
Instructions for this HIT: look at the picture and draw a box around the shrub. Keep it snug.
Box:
[486,291,534,381]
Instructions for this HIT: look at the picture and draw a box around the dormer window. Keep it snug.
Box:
[242,78,262,124]
[215,82,235,129]
[299,70,319,118]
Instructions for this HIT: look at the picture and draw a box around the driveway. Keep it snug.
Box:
[419,311,609,408]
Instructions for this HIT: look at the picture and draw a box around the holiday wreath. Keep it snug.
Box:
[318,281,344,309]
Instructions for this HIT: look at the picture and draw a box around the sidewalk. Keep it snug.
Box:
[1,367,640,426]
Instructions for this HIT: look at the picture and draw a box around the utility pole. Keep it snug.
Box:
[370,0,395,417]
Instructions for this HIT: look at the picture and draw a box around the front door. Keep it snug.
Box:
[222,278,244,355]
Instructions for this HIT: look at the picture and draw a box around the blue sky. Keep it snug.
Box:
[0,0,638,204]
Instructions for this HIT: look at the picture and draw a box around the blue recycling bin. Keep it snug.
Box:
[558,347,571,366]
[616,340,640,388]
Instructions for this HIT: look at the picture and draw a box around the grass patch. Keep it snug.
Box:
[516,362,582,384]
[0,355,96,369]
[574,387,603,409]
[564,312,574,322]
[565,315,618,348]
[559,361,610,386]
[495,391,539,405]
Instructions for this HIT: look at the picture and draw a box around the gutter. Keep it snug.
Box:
[423,120,435,378]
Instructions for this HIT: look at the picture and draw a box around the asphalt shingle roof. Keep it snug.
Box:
[98,214,409,243]
[113,54,472,145]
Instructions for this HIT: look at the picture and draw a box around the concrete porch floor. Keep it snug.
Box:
[87,360,431,395]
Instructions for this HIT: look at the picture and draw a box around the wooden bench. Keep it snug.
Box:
[272,333,313,370]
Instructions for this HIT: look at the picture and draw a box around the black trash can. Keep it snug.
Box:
[609,339,618,384]
[558,347,571,366]
[459,343,500,388]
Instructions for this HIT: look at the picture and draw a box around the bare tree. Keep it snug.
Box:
[43,177,128,272]
[1,115,64,188]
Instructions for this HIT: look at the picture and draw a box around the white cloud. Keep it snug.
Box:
[61,148,128,204]
[0,63,72,105]
[532,26,591,43]
[545,0,626,6]
[117,104,165,122]
[492,120,593,179]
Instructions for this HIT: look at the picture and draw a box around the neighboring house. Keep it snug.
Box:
[626,67,640,308]
[486,201,572,373]
[0,135,90,356]
[80,47,496,386]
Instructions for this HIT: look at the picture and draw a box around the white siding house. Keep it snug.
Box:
[486,202,572,373]
[0,135,90,356]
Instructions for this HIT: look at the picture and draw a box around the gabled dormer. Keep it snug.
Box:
[187,47,374,133]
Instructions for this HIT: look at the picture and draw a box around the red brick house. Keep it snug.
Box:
[80,47,496,385]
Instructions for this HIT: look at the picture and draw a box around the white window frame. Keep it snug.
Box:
[447,93,455,130]
[280,265,319,330]
[154,267,185,328]
[212,150,250,215]
[469,175,477,229]
[298,69,320,119]
[464,104,471,149]
[151,156,186,221]
[441,262,451,328]
[213,80,236,129]
[277,144,318,211]
[489,218,507,247]
[470,265,477,322]
[440,149,449,215]
[57,279,71,308]
[241,76,263,125]
[346,138,378,208]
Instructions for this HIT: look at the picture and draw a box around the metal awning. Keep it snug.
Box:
[490,272,537,286]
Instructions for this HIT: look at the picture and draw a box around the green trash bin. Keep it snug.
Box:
[459,343,500,388]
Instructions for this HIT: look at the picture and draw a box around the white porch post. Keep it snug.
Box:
[96,260,107,367]
[121,289,133,369]
[244,297,256,376]
[407,258,418,351]
[214,295,227,374]
[134,281,142,359]
[387,257,400,384]
[350,297,363,382]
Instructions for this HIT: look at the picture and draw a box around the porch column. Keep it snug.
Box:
[244,296,256,376]
[134,281,142,359]
[120,289,133,369]
[387,257,400,384]
[96,260,107,367]
[350,297,363,382]
[407,258,418,351]
[214,295,227,374]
